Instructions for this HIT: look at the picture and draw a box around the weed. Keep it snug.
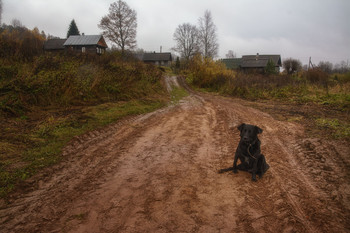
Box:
[315,118,350,139]
[170,86,189,104]
[0,99,166,198]
[0,51,169,198]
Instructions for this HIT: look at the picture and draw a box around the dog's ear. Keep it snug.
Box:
[255,126,263,134]
[237,123,245,132]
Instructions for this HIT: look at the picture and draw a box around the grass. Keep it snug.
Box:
[184,57,350,141]
[315,118,350,139]
[170,86,189,104]
[0,98,167,198]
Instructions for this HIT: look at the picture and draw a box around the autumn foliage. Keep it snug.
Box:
[0,25,45,60]
[0,25,165,116]
[187,54,235,90]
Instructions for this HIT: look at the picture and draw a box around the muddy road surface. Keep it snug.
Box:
[1,77,349,232]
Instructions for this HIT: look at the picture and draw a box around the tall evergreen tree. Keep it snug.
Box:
[67,19,80,38]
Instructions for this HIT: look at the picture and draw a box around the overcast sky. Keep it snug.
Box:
[2,0,350,65]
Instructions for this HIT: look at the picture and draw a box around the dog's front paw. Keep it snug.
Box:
[233,169,238,173]
[251,176,257,182]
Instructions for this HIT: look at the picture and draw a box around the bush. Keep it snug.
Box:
[0,25,45,61]
[0,53,164,116]
[187,54,235,91]
[305,68,329,85]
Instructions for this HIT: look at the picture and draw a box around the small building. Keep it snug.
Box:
[221,58,242,70]
[240,54,281,73]
[63,35,108,54]
[43,39,66,52]
[142,52,173,67]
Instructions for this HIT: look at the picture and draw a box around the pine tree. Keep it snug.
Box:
[265,59,278,75]
[67,19,80,38]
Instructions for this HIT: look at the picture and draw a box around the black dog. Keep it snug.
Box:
[219,123,269,181]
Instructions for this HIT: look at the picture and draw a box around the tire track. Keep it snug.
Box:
[1,76,349,232]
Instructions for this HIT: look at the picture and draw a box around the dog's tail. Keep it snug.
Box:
[218,167,234,173]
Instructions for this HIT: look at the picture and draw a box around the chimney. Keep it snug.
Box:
[256,53,259,60]
[82,33,85,36]
[160,46,162,53]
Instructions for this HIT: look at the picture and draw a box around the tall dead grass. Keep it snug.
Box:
[0,53,165,117]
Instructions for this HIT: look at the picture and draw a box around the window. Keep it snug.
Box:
[82,47,86,53]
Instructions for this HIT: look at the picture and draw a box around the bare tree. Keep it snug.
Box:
[225,50,236,58]
[283,58,302,74]
[318,61,333,74]
[333,61,349,73]
[11,18,23,28]
[98,0,137,54]
[198,10,219,58]
[173,23,199,60]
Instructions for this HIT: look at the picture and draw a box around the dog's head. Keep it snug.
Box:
[237,123,263,144]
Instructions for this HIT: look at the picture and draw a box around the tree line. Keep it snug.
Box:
[1,0,349,75]
[173,10,219,60]
[283,58,349,74]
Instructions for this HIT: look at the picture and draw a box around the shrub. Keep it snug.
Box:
[305,68,329,85]
[187,54,235,91]
[0,52,164,116]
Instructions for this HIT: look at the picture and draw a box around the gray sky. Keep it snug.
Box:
[2,0,350,65]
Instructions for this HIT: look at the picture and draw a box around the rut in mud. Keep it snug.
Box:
[1,77,349,232]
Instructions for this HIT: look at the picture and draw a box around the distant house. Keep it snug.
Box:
[221,54,282,73]
[43,39,66,52]
[221,58,242,70]
[63,35,108,54]
[240,54,281,73]
[141,52,173,67]
[44,35,108,55]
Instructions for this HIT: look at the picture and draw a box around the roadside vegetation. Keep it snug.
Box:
[183,54,350,140]
[0,26,170,198]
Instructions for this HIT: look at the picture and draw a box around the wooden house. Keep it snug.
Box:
[43,39,66,52]
[63,35,108,54]
[142,52,173,67]
[240,54,281,73]
[221,58,242,70]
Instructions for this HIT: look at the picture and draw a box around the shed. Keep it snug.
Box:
[63,35,108,54]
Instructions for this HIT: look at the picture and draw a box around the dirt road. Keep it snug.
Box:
[1,77,349,232]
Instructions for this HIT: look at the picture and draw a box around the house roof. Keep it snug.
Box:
[221,58,242,69]
[142,52,172,62]
[63,35,107,48]
[241,54,281,68]
[43,39,66,50]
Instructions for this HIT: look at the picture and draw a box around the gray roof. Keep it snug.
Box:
[221,58,242,69]
[241,54,281,68]
[63,35,107,47]
[142,53,172,62]
[43,39,66,50]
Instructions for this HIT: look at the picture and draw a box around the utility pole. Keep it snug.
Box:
[308,57,314,70]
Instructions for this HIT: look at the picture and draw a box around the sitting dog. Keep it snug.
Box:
[219,123,269,181]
